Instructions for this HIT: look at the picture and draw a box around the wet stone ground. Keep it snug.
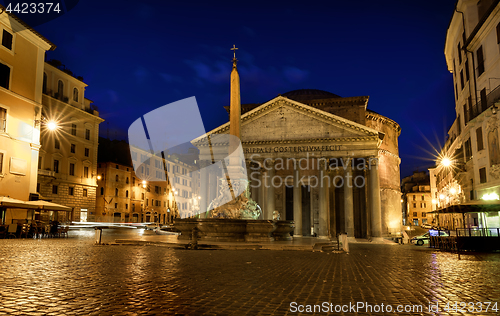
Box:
[1,229,500,315]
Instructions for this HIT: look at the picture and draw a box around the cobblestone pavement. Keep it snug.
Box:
[1,230,500,315]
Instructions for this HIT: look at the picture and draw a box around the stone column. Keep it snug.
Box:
[318,160,329,238]
[344,158,355,237]
[199,160,209,218]
[258,163,267,219]
[369,157,382,237]
[265,159,275,220]
[293,168,302,237]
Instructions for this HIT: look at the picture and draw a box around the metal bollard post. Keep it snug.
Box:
[95,227,102,245]
[191,227,199,250]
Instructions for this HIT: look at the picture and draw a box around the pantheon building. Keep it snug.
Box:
[196,85,402,240]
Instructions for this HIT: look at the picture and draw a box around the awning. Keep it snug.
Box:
[429,201,500,214]
[0,196,39,209]
[24,200,72,212]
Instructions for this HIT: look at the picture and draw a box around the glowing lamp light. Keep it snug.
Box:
[449,187,457,195]
[46,120,58,131]
[97,175,102,180]
[432,199,437,204]
[482,193,500,201]
[439,194,445,200]
[441,157,452,167]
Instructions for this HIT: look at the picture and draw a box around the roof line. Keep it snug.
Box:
[0,4,56,50]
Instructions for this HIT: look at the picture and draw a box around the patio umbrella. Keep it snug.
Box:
[24,200,72,212]
[0,196,39,209]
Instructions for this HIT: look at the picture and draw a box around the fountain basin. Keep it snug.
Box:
[197,218,247,242]
[173,218,199,240]
[245,220,276,242]
[273,220,295,241]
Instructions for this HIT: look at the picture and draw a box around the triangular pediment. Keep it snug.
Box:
[195,96,379,144]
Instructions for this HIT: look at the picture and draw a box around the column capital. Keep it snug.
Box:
[369,156,379,167]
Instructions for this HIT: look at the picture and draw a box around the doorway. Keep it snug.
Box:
[301,185,311,236]
[285,186,293,220]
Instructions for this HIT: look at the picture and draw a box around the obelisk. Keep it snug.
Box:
[229,45,241,140]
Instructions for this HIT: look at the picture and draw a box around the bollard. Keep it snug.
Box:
[95,227,102,245]
[190,226,199,250]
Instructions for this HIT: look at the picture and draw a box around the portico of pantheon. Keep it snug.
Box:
[194,57,402,240]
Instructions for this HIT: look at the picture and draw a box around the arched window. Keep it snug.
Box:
[115,188,118,196]
[115,175,119,181]
[126,190,129,198]
[100,187,104,195]
[126,177,129,184]
[43,73,47,94]
[73,87,79,102]
[57,80,64,99]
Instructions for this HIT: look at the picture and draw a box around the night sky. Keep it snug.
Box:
[24,0,457,178]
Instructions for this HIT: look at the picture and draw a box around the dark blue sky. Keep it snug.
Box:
[30,0,457,178]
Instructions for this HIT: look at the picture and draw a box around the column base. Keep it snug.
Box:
[347,237,357,243]
[369,237,386,244]
[317,235,329,239]
[293,234,303,238]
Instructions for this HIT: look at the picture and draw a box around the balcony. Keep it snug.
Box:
[466,83,500,123]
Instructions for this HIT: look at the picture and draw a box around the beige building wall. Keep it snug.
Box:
[0,9,54,223]
[37,62,103,222]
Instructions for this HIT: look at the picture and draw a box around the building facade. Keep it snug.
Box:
[401,171,432,226]
[37,61,103,222]
[0,8,54,223]
[196,85,402,239]
[96,141,199,223]
[432,0,500,229]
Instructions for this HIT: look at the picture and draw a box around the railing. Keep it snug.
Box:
[467,83,500,123]
[456,227,500,237]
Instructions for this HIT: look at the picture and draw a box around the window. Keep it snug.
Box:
[115,188,118,196]
[69,187,74,195]
[0,152,3,173]
[142,193,145,200]
[413,212,417,217]
[100,187,104,195]
[421,195,425,201]
[2,29,13,50]
[497,21,500,43]
[413,203,416,208]
[463,103,469,123]
[413,219,419,226]
[52,185,58,194]
[70,144,76,153]
[126,190,129,198]
[57,80,64,99]
[73,88,79,102]
[36,183,40,193]
[115,203,118,208]
[83,189,88,197]
[126,204,128,210]
[0,107,6,132]
[116,164,119,169]
[116,175,119,181]
[55,139,60,149]
[84,166,89,178]
[69,163,75,176]
[422,212,426,217]
[479,167,487,183]
[481,88,488,112]
[477,46,485,76]
[421,203,426,208]
[460,70,464,90]
[412,195,416,201]
[43,73,47,94]
[85,129,90,140]
[85,148,89,157]
[465,138,472,160]
[126,177,129,184]
[465,60,470,82]
[54,160,59,173]
[0,62,10,89]
[457,43,462,64]
[71,124,76,136]
[476,127,484,151]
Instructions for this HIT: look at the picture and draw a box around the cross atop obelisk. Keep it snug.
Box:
[231,45,238,60]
